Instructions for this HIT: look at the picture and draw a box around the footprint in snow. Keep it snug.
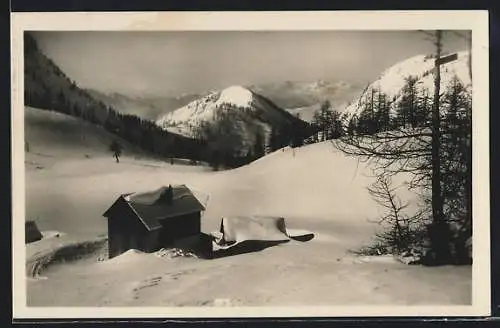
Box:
[133,276,163,292]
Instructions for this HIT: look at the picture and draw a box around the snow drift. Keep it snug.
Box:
[213,216,314,246]
[211,216,314,258]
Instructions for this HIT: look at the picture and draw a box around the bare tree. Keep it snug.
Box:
[367,175,426,254]
[335,31,471,264]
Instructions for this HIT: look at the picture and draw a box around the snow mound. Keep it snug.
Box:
[104,249,145,265]
[214,216,290,246]
[26,236,107,277]
[216,141,418,221]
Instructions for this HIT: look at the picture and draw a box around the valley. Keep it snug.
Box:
[20,30,475,310]
[24,107,471,307]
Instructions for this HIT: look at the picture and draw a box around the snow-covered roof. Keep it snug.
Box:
[103,185,205,231]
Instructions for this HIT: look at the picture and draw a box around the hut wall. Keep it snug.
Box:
[107,199,152,258]
[157,212,201,248]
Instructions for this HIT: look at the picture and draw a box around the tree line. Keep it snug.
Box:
[299,64,471,265]
[24,32,314,170]
[24,32,211,164]
[335,75,472,265]
[306,77,433,144]
[192,103,311,170]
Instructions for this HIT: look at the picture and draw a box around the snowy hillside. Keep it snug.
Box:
[156,85,308,139]
[158,86,251,128]
[24,106,145,160]
[345,51,471,116]
[25,137,472,307]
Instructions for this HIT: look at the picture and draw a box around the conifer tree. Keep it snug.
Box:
[337,58,472,264]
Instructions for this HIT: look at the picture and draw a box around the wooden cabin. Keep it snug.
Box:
[103,185,205,259]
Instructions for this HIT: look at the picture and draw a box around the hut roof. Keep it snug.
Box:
[103,185,206,231]
[26,220,43,243]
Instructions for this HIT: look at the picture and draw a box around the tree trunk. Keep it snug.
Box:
[430,30,451,264]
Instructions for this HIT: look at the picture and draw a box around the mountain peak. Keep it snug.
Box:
[218,86,254,107]
[156,85,307,138]
[345,51,471,116]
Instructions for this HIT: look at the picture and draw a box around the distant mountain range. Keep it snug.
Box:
[25,30,470,168]
[23,32,214,165]
[250,80,364,115]
[85,89,200,121]
[23,33,312,167]
[87,80,364,124]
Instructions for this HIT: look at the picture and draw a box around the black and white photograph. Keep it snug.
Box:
[11,11,490,318]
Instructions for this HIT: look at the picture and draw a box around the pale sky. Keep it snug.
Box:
[31,31,469,97]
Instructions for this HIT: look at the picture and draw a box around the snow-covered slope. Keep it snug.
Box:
[24,106,144,160]
[158,86,250,128]
[345,51,471,116]
[25,139,470,309]
[156,85,307,139]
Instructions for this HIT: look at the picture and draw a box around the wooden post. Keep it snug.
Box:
[431,30,443,228]
[430,31,458,263]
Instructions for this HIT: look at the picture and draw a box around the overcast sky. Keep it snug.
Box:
[32,31,469,97]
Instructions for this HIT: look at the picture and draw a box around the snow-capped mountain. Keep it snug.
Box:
[345,51,471,117]
[156,85,307,138]
[158,86,251,129]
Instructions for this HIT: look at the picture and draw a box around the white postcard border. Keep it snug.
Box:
[11,10,490,319]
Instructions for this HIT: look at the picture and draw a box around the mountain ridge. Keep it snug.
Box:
[156,85,309,138]
[86,89,200,121]
[345,51,471,117]
[23,32,217,165]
